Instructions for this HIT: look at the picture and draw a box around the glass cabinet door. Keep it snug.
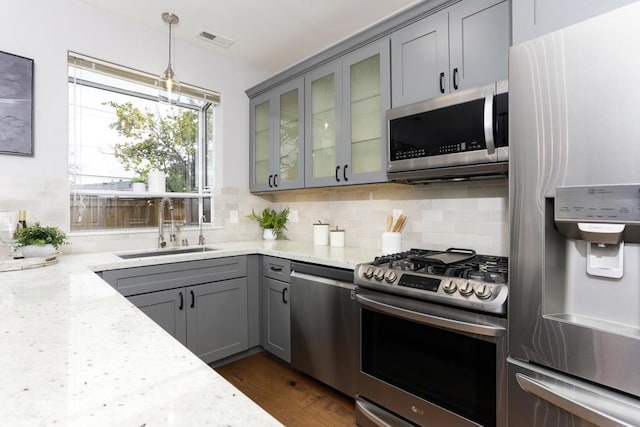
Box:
[342,38,390,185]
[305,61,342,187]
[251,97,272,190]
[250,77,304,192]
[275,77,304,189]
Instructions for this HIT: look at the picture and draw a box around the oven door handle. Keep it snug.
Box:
[356,294,505,337]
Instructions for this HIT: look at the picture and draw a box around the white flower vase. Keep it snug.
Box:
[21,244,57,258]
[262,228,277,241]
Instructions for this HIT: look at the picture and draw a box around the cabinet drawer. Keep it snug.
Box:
[262,256,291,282]
[102,256,247,296]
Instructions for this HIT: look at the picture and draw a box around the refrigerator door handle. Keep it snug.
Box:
[516,373,637,427]
[483,92,495,155]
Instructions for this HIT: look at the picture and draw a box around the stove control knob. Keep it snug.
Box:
[363,266,374,279]
[458,281,474,296]
[442,280,457,294]
[474,284,492,299]
[374,268,385,281]
[384,270,397,283]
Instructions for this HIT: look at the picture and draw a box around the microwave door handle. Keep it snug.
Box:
[516,374,640,427]
[484,93,496,155]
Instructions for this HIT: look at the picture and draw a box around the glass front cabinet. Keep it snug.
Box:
[305,39,390,188]
[250,77,304,192]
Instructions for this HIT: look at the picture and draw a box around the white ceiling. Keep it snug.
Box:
[78,0,423,74]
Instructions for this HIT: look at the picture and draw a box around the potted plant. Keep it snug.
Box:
[15,222,69,257]
[131,175,147,192]
[246,207,290,240]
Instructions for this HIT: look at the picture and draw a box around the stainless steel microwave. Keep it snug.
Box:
[386,80,508,183]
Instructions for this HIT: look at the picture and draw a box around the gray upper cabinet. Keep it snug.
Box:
[250,77,305,192]
[391,9,449,106]
[391,0,510,107]
[512,0,636,44]
[305,38,390,187]
[448,0,510,91]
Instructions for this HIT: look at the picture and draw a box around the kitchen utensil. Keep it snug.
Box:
[386,215,393,232]
[392,214,406,232]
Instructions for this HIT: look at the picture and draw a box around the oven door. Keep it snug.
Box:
[356,289,506,427]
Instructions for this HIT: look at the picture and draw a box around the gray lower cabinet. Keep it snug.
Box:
[261,256,291,362]
[102,256,250,364]
[128,278,248,364]
[391,0,510,107]
[512,0,637,44]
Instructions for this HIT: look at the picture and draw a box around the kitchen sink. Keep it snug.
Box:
[116,246,218,259]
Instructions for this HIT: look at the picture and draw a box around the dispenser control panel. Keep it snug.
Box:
[555,185,640,223]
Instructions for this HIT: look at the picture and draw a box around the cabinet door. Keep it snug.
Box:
[391,10,449,107]
[512,0,636,44]
[128,288,187,346]
[250,91,274,192]
[341,38,390,185]
[273,77,305,190]
[262,277,290,363]
[449,0,510,91]
[186,278,248,364]
[305,60,343,188]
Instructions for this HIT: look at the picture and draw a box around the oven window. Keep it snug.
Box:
[362,308,496,427]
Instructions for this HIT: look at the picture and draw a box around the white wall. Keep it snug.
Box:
[0,0,270,235]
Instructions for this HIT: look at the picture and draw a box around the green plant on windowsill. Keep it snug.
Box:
[246,207,290,240]
[131,175,147,184]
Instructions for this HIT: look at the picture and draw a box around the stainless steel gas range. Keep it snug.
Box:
[353,248,508,427]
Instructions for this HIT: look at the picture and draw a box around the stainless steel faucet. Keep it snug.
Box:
[198,214,206,246]
[158,197,175,248]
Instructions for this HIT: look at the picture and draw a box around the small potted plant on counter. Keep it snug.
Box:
[246,207,290,240]
[15,222,69,258]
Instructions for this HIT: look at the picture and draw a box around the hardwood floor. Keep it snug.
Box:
[214,352,356,427]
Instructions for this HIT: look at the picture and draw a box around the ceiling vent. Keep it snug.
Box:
[198,31,234,49]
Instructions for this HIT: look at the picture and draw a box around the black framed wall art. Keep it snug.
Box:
[0,50,33,156]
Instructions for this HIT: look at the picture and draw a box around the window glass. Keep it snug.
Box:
[68,53,218,231]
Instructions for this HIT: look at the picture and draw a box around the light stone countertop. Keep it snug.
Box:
[0,240,381,426]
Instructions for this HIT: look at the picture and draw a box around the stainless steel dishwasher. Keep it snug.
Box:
[290,262,357,398]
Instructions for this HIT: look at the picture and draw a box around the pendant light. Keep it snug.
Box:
[158,12,180,105]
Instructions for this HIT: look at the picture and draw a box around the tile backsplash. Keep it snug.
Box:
[1,178,508,256]
[263,180,509,256]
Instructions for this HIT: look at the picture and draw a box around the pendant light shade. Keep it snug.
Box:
[158,12,180,104]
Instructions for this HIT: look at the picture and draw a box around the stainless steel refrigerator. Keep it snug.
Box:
[509,2,640,425]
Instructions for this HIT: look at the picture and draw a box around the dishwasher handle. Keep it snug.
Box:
[290,270,357,290]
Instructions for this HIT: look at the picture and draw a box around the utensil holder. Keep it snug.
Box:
[381,232,402,255]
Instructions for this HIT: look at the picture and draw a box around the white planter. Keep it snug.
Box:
[132,182,146,192]
[262,228,277,241]
[148,170,166,193]
[20,244,57,258]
